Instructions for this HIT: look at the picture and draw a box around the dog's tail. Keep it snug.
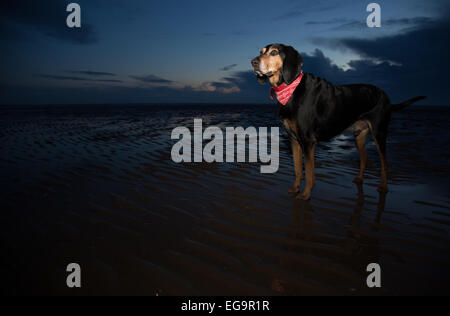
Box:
[391,96,426,111]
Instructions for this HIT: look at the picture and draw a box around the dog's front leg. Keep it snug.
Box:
[288,139,303,194]
[299,141,316,200]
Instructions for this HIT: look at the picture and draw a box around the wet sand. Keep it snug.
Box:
[1,104,449,295]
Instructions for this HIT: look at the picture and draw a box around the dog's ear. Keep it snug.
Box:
[281,45,303,85]
[257,75,267,85]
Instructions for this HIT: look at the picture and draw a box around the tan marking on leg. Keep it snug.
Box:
[299,142,316,200]
[289,140,303,194]
[353,120,369,135]
[353,128,369,184]
[368,123,389,193]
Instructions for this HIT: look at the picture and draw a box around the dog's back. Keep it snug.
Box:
[280,73,390,141]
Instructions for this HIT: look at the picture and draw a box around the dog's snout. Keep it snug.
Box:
[251,58,259,67]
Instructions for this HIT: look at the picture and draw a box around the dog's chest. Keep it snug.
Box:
[282,118,299,140]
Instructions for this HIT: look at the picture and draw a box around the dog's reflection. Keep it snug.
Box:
[291,182,387,237]
[348,182,387,236]
[284,183,387,293]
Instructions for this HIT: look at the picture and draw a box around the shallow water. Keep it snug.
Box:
[1,104,449,295]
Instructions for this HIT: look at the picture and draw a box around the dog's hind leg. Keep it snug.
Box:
[289,139,303,194]
[298,141,316,200]
[368,122,389,193]
[353,121,370,184]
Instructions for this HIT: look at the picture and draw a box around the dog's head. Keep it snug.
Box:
[251,44,303,86]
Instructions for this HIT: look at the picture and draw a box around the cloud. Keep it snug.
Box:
[194,81,240,94]
[35,74,90,81]
[129,74,174,84]
[306,16,434,32]
[35,74,122,83]
[384,17,434,27]
[301,49,405,87]
[337,21,450,105]
[66,71,117,77]
[220,64,238,71]
[305,15,450,105]
[273,4,337,21]
[192,70,271,97]
[338,16,434,31]
[2,70,269,105]
[0,0,98,44]
[305,18,349,25]
[95,79,123,83]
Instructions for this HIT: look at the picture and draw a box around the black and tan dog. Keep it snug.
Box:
[251,43,425,200]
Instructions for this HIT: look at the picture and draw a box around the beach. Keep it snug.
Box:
[1,104,449,295]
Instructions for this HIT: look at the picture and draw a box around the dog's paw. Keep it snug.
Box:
[297,191,312,201]
[288,186,300,194]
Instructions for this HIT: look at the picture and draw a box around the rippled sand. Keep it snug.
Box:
[1,104,449,295]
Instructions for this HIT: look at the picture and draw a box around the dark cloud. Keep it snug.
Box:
[384,17,434,27]
[35,74,122,83]
[35,74,91,81]
[337,16,435,31]
[129,74,174,84]
[300,48,438,104]
[301,49,406,88]
[66,71,117,77]
[205,71,268,98]
[273,10,307,21]
[0,0,98,44]
[333,21,365,31]
[210,82,235,89]
[273,4,337,21]
[306,16,434,31]
[220,64,238,71]
[305,18,348,25]
[305,15,450,105]
[336,19,450,105]
[95,79,123,83]
[301,49,351,82]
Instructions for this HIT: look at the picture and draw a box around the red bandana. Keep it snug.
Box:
[270,72,303,106]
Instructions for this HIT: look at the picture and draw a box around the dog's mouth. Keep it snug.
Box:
[253,69,273,78]
[252,58,274,78]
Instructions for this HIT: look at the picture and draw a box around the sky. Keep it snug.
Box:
[0,0,449,105]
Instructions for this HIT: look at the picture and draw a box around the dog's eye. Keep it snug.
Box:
[270,50,279,56]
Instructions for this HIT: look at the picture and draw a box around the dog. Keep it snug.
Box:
[251,43,425,200]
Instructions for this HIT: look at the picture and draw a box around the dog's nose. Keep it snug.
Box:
[251,58,259,67]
